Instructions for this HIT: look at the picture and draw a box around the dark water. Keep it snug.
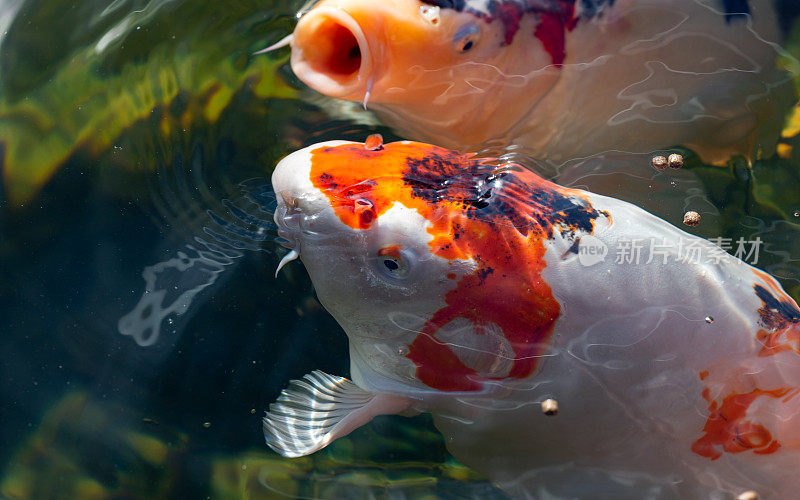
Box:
[1,1,800,499]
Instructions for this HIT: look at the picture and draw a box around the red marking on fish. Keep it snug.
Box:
[434,0,590,65]
[756,327,800,357]
[484,1,524,46]
[692,387,790,460]
[377,245,402,258]
[532,3,579,66]
[309,141,600,391]
[691,279,800,460]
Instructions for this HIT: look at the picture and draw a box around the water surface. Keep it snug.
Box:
[1,1,800,498]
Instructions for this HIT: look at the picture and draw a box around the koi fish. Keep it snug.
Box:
[264,135,800,498]
[266,0,795,164]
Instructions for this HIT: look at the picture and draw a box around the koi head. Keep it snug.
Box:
[282,0,562,141]
[272,136,603,393]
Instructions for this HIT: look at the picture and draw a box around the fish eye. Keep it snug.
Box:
[376,246,411,280]
[453,23,480,53]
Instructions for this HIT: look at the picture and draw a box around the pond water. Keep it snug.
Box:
[1,1,800,498]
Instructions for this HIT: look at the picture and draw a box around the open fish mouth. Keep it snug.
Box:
[290,6,374,99]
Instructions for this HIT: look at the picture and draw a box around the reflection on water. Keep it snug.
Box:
[118,178,278,347]
[0,0,800,498]
[0,0,295,205]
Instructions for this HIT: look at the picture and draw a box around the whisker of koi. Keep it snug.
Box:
[254,34,293,55]
[275,248,300,277]
[362,77,374,110]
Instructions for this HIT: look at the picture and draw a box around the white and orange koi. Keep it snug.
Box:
[264,136,800,497]
[265,0,795,164]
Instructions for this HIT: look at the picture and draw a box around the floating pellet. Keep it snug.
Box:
[652,155,668,170]
[541,398,559,416]
[683,211,701,227]
[668,153,684,169]
[365,134,384,151]
[736,491,759,500]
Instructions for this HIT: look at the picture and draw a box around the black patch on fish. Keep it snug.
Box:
[720,0,750,22]
[476,266,494,281]
[403,152,601,240]
[317,172,337,189]
[422,0,467,9]
[420,0,615,62]
[579,0,613,17]
[717,0,799,33]
[562,238,581,258]
[754,284,800,330]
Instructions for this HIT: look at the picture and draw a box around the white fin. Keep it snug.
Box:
[263,370,411,457]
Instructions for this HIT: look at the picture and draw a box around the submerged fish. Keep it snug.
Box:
[264,136,800,498]
[269,0,795,164]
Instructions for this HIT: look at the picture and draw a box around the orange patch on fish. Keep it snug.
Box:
[377,245,402,257]
[309,141,602,391]
[692,387,791,460]
[756,327,800,357]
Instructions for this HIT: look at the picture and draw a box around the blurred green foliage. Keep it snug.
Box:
[0,0,296,205]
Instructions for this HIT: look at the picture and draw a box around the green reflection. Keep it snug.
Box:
[0,0,295,205]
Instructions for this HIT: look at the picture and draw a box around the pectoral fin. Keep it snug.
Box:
[263,370,412,457]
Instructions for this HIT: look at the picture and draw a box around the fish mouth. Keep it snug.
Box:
[291,6,375,99]
[274,192,304,250]
[274,190,330,249]
[274,192,312,277]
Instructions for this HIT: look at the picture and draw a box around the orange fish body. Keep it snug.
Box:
[283,0,792,164]
[264,138,800,497]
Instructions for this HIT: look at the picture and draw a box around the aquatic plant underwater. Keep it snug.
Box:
[3,0,800,498]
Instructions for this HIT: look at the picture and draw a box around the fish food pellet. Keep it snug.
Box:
[364,134,384,151]
[683,211,701,227]
[652,155,668,170]
[736,491,759,500]
[541,398,559,416]
[668,153,684,169]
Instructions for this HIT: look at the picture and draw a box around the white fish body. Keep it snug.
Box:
[265,138,800,498]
